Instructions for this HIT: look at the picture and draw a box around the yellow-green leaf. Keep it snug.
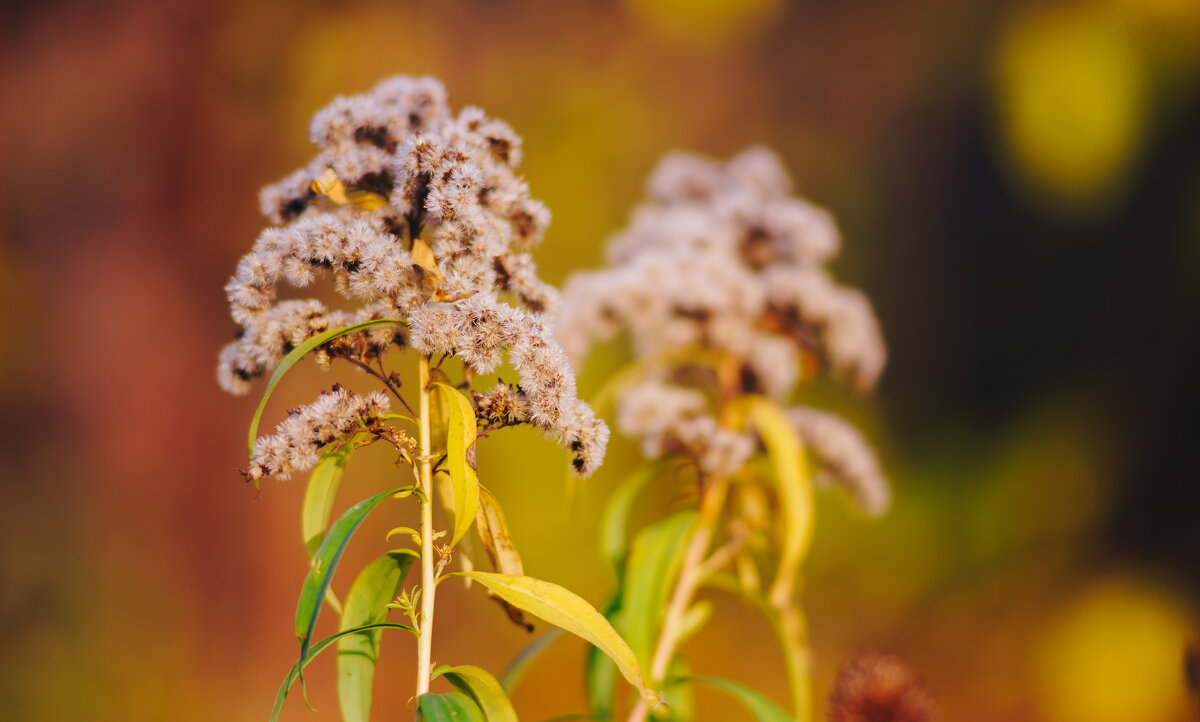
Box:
[338,550,417,722]
[620,512,697,672]
[675,676,792,722]
[436,665,518,722]
[417,691,486,722]
[433,383,480,546]
[458,571,657,704]
[746,397,814,609]
[599,461,670,576]
[270,622,413,722]
[303,444,353,557]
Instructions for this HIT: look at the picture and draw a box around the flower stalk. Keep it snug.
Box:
[416,354,436,696]
[626,475,730,722]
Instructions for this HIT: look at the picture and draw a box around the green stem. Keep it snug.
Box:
[416,355,436,698]
[626,476,730,722]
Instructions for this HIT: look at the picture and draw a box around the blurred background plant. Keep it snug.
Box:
[2,1,1198,721]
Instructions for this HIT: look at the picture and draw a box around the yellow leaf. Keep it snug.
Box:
[410,238,444,285]
[311,168,389,211]
[459,571,658,704]
[438,665,519,722]
[475,487,531,630]
[745,397,814,609]
[386,526,422,546]
[432,383,479,547]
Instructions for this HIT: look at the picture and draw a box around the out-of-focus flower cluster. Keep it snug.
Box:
[219,76,607,476]
[558,148,888,511]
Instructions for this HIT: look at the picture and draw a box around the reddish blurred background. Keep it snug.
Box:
[3,1,1199,721]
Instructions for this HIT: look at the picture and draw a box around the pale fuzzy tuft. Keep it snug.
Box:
[246,386,389,481]
[787,407,890,515]
[558,147,887,493]
[408,294,609,474]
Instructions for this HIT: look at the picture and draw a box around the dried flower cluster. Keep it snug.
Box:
[557,148,888,509]
[219,76,607,475]
[828,653,935,722]
[248,385,391,481]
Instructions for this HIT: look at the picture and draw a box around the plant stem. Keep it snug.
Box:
[626,475,730,722]
[415,355,436,698]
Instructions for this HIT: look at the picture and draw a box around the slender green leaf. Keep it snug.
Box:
[417,691,486,722]
[703,575,811,721]
[296,487,400,662]
[500,627,565,693]
[746,398,814,608]
[433,383,480,546]
[247,318,407,458]
[337,550,417,722]
[619,513,697,673]
[599,462,669,576]
[673,677,792,722]
[269,622,412,722]
[457,571,658,703]
[676,600,714,646]
[303,444,354,557]
[437,665,518,722]
[586,593,622,717]
[660,657,693,722]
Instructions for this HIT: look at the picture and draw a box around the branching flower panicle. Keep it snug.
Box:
[219,75,606,476]
[558,148,895,722]
[218,77,655,722]
[558,147,887,507]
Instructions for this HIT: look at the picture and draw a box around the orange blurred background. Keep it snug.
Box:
[3,1,1199,720]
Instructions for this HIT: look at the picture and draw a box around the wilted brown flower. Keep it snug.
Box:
[828,653,935,722]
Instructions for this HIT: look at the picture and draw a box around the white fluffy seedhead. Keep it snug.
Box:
[558,147,889,509]
[220,76,606,476]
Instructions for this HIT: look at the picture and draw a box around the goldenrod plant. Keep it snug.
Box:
[218,76,654,722]
[220,76,924,722]
[555,149,899,722]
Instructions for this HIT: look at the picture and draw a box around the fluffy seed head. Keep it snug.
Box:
[220,76,606,475]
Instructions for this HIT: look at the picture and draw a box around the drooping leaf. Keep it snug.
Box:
[458,571,658,704]
[433,383,480,546]
[500,628,565,693]
[673,677,792,722]
[599,461,669,576]
[337,550,418,722]
[475,486,531,630]
[296,488,401,663]
[435,665,518,722]
[247,318,407,459]
[619,513,698,673]
[417,691,486,722]
[269,622,413,722]
[745,397,814,609]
